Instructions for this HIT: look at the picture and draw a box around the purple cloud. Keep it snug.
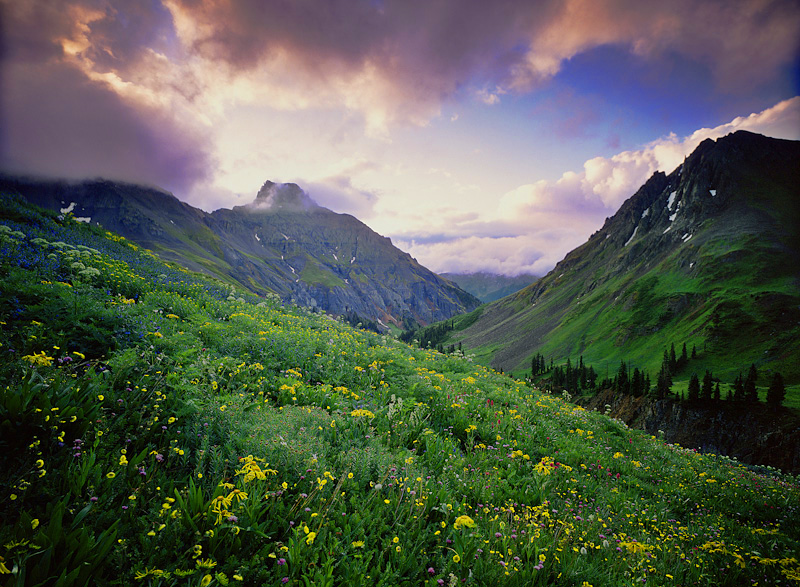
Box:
[0,60,212,193]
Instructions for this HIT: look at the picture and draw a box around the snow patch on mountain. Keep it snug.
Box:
[667,190,678,210]
[624,225,639,247]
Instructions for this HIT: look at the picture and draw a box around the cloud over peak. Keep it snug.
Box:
[1,0,797,278]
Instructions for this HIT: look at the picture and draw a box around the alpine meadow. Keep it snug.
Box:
[2,1,800,586]
[1,182,798,586]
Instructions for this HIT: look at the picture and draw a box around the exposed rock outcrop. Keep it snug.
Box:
[579,388,800,474]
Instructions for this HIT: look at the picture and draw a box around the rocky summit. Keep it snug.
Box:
[0,176,480,328]
[446,131,800,381]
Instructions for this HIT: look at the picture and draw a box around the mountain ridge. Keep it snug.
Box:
[446,130,800,383]
[0,175,480,328]
[440,271,538,303]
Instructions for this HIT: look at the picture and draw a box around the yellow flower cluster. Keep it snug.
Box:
[534,456,554,476]
[21,351,54,367]
[453,515,476,530]
[350,409,375,418]
[235,455,277,483]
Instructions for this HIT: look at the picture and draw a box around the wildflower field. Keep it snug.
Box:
[1,191,799,586]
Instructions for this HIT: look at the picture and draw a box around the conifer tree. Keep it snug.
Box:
[733,374,745,402]
[713,382,721,401]
[565,358,573,392]
[691,344,697,359]
[701,370,714,401]
[656,363,672,400]
[616,360,630,395]
[669,343,678,373]
[579,356,587,389]
[767,372,786,408]
[744,364,759,403]
[687,373,700,403]
[587,366,597,389]
[679,342,688,368]
[631,368,642,397]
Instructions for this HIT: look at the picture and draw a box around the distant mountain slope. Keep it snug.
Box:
[440,272,538,303]
[0,177,480,328]
[448,131,800,382]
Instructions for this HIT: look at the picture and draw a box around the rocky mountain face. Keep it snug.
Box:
[0,177,480,328]
[440,272,538,303]
[449,131,800,380]
[579,388,800,474]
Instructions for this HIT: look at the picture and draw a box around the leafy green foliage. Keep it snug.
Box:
[1,194,799,586]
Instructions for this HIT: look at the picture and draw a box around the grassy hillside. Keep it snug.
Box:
[1,192,799,586]
[440,273,538,303]
[1,176,481,329]
[436,134,800,399]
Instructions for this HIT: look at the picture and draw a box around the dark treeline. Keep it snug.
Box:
[399,319,454,348]
[399,320,464,355]
[343,311,381,334]
[533,340,786,408]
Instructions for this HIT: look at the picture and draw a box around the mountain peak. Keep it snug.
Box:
[248,181,319,212]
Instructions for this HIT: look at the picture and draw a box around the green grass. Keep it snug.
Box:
[441,230,800,406]
[1,192,799,586]
[299,257,346,288]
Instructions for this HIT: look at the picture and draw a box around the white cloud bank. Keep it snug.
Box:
[396,97,800,276]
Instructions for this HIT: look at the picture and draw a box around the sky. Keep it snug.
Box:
[1,0,799,276]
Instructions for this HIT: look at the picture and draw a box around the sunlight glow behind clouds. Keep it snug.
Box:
[1,0,798,276]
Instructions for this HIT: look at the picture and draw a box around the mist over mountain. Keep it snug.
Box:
[245,181,320,212]
[440,272,538,303]
[0,175,480,329]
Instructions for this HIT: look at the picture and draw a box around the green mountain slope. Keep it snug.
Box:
[448,131,800,382]
[2,187,799,586]
[440,272,539,303]
[0,177,480,329]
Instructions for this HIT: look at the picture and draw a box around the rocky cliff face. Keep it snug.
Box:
[0,176,480,328]
[579,388,800,474]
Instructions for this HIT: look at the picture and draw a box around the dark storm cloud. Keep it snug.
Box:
[0,1,211,193]
[0,0,797,196]
[170,0,800,96]
[0,60,211,193]
[168,0,559,100]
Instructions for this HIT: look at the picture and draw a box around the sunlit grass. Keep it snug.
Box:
[1,191,798,586]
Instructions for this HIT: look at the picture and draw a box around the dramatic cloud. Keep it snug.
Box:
[398,98,800,276]
[166,0,800,132]
[1,0,797,277]
[5,0,796,136]
[0,1,212,193]
[0,61,212,193]
[510,0,800,92]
